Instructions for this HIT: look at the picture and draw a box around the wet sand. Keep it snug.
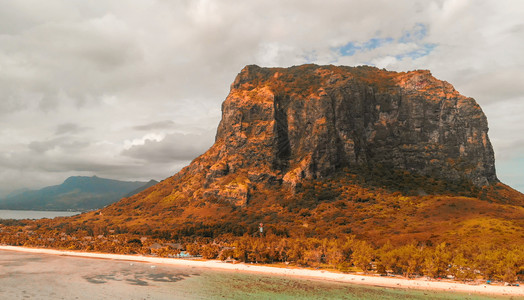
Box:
[0,245,521,299]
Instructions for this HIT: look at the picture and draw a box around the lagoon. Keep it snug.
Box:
[0,209,80,220]
[0,249,513,300]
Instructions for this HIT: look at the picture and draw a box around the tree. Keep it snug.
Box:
[450,252,475,281]
[201,244,220,259]
[324,240,345,267]
[186,243,201,256]
[287,240,305,265]
[233,235,250,262]
[395,243,424,278]
[423,242,451,278]
[352,240,374,273]
[219,248,235,261]
[376,241,395,275]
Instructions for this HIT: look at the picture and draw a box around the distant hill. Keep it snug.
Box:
[0,176,155,211]
[3,188,32,199]
[124,179,159,198]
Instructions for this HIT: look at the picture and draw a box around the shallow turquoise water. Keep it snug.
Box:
[0,250,514,299]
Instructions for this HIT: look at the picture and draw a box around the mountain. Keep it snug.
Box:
[0,176,153,211]
[3,188,32,199]
[123,180,159,198]
[58,65,523,247]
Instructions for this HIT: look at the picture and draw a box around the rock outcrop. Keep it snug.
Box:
[205,64,497,195]
[124,64,498,208]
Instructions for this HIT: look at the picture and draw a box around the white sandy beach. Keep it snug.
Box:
[0,245,522,297]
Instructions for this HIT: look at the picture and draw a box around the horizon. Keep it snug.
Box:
[0,0,522,194]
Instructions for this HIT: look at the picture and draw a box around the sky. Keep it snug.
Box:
[0,0,523,195]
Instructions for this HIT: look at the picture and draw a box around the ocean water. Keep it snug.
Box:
[0,250,513,300]
[0,209,80,220]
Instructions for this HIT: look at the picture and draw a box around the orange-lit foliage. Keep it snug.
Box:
[0,168,522,282]
[0,64,522,282]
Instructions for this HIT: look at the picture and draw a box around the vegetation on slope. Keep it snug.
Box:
[0,169,522,282]
[0,64,521,283]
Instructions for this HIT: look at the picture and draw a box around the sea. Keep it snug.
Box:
[0,209,80,220]
[0,250,512,299]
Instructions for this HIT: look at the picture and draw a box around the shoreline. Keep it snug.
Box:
[0,245,522,297]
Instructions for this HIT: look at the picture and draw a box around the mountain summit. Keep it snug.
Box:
[70,64,521,244]
[5,65,523,282]
[214,64,497,197]
[130,64,497,206]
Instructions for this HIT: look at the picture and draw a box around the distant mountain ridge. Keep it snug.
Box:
[0,176,156,211]
[124,179,159,198]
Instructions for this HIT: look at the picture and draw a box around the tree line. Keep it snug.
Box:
[1,223,522,283]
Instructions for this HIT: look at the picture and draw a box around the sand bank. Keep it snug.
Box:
[0,245,522,297]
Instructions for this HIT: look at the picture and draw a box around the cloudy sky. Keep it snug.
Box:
[0,0,523,195]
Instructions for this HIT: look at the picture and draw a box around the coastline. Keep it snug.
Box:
[1,245,522,297]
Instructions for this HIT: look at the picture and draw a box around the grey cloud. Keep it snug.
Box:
[121,132,214,163]
[55,123,87,135]
[133,121,176,131]
[28,137,90,154]
[450,69,524,105]
[20,14,143,68]
[0,0,523,194]
[59,141,91,151]
[0,144,184,194]
[0,147,137,180]
[0,93,26,114]
[38,92,60,112]
[493,133,524,160]
[41,159,135,174]
[0,10,147,115]
[28,140,58,153]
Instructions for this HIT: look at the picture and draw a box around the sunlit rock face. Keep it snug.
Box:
[121,64,497,209]
[208,64,497,194]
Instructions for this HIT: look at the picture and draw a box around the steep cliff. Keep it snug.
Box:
[54,64,523,245]
[152,64,496,208]
[211,64,497,192]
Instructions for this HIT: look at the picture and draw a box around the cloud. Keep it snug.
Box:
[335,24,432,59]
[28,139,59,153]
[24,134,90,155]
[132,121,176,131]
[0,0,522,194]
[399,23,428,43]
[122,132,214,163]
[55,123,87,135]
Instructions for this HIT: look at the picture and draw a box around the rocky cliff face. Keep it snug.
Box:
[131,64,498,208]
[201,64,497,200]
